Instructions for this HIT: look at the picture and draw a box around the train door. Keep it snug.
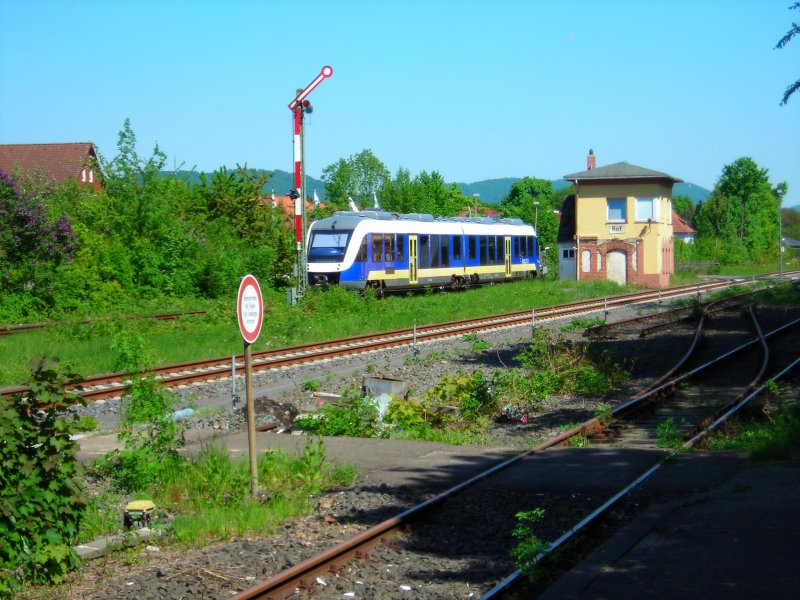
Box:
[408,235,418,284]
[504,236,512,277]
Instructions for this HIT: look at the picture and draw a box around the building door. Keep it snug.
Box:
[607,250,627,285]
[408,235,418,284]
[559,245,575,280]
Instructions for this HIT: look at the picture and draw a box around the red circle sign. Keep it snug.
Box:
[237,274,263,344]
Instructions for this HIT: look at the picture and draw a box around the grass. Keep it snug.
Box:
[705,403,800,461]
[2,263,794,387]
[81,439,358,548]
[0,278,628,386]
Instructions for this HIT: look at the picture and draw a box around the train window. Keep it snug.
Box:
[441,236,450,267]
[384,234,395,262]
[488,236,496,265]
[499,237,505,261]
[357,237,367,262]
[431,235,441,267]
[397,235,405,261]
[419,235,431,268]
[371,234,383,262]
[513,237,519,257]
[310,231,350,249]
[453,235,462,261]
[468,236,477,261]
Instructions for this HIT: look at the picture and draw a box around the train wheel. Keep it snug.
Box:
[368,281,385,299]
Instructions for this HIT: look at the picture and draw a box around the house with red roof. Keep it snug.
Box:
[0,142,102,191]
[672,210,696,244]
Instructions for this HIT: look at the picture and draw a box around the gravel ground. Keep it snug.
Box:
[41,296,798,599]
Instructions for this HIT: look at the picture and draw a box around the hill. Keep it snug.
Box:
[164,169,325,197]
[161,170,710,206]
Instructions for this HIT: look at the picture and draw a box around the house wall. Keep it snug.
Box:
[573,181,674,288]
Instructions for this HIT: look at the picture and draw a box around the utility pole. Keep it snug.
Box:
[779,196,784,277]
[288,66,333,305]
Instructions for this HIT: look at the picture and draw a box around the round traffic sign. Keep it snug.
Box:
[237,274,263,344]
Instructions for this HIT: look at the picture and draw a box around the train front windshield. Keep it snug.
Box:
[308,230,352,263]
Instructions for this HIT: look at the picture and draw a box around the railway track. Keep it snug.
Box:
[0,278,753,402]
[0,310,207,336]
[225,297,800,599]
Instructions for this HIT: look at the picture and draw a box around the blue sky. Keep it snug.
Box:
[2,0,799,206]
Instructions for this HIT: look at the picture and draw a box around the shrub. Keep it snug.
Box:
[96,376,188,492]
[294,388,380,437]
[0,357,87,593]
[420,371,495,425]
[510,508,549,574]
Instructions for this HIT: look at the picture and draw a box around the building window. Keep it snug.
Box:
[89,169,94,183]
[636,197,658,222]
[597,251,602,271]
[81,169,87,182]
[562,249,575,259]
[607,198,626,222]
[581,250,591,272]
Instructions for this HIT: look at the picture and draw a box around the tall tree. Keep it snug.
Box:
[321,149,389,210]
[500,177,558,274]
[776,2,800,105]
[694,157,782,262]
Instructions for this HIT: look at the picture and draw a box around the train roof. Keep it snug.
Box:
[310,211,531,231]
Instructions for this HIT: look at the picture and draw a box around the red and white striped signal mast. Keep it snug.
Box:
[288,65,333,304]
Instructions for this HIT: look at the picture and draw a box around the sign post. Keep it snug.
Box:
[237,274,264,497]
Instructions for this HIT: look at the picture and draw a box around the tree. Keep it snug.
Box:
[776,2,800,105]
[500,177,558,274]
[672,195,695,225]
[694,157,782,263]
[321,149,389,209]
[552,184,574,212]
[195,165,294,289]
[0,172,78,301]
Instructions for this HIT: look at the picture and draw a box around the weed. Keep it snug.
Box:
[301,379,321,392]
[96,375,188,493]
[656,417,689,449]
[469,339,491,352]
[707,404,800,461]
[74,414,98,432]
[592,403,613,421]
[294,388,380,437]
[510,508,549,574]
[560,317,604,332]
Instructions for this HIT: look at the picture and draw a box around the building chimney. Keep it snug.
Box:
[587,149,596,170]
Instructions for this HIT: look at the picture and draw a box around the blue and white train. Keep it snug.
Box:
[306,211,539,294]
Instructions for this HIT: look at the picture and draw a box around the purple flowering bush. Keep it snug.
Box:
[0,171,79,306]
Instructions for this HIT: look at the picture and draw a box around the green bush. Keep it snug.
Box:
[294,389,380,437]
[420,371,495,425]
[0,358,88,594]
[95,376,188,493]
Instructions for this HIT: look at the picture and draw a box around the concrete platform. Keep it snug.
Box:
[540,454,800,599]
[76,431,800,597]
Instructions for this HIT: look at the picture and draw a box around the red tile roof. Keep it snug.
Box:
[266,195,319,217]
[672,210,696,234]
[0,142,101,189]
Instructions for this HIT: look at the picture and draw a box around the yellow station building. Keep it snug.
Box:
[558,151,682,288]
